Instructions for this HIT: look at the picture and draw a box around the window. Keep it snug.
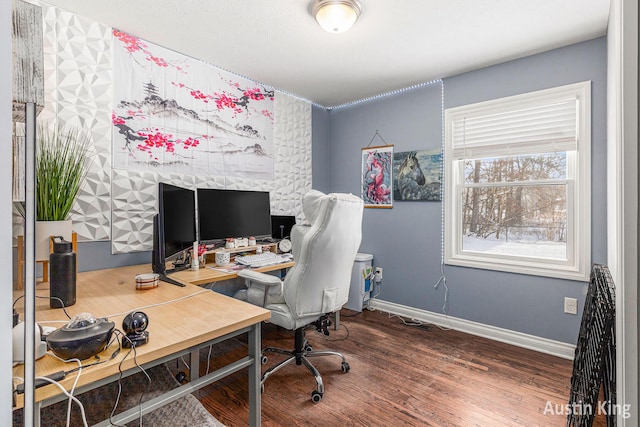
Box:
[444,82,591,281]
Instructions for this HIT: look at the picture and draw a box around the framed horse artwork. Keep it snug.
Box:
[393,149,442,201]
[361,145,393,208]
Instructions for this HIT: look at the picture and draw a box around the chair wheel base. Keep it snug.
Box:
[341,362,350,373]
[311,390,323,403]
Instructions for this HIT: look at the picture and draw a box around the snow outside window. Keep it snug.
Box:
[444,82,591,281]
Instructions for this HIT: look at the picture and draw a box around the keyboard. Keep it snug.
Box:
[235,252,289,268]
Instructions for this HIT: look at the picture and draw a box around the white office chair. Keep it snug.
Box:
[237,190,363,403]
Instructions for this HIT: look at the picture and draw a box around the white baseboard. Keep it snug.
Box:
[368,299,576,360]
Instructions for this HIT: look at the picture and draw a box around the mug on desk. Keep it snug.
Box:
[215,251,230,266]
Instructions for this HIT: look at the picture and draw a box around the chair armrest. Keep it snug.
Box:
[237,269,282,286]
[237,269,283,307]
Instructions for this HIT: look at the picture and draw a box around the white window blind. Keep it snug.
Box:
[450,83,586,160]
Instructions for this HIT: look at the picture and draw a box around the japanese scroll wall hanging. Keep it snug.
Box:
[112,29,275,180]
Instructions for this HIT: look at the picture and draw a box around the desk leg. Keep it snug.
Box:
[189,348,200,376]
[189,348,201,398]
[34,401,41,427]
[248,323,261,427]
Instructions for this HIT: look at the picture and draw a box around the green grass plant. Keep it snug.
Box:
[36,123,93,221]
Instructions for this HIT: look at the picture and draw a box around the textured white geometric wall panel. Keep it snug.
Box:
[272,95,313,219]
[41,4,113,242]
[39,4,57,124]
[110,170,158,254]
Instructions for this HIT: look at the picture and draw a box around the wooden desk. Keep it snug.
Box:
[13,264,270,426]
[170,260,294,286]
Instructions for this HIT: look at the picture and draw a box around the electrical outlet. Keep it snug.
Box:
[374,267,382,283]
[564,297,578,315]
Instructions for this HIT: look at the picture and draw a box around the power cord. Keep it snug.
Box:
[15,355,89,427]
[340,310,363,317]
[322,323,350,342]
[179,356,190,371]
[14,338,123,427]
[205,344,213,376]
[104,289,209,320]
[55,355,83,427]
[15,337,122,395]
[366,284,382,311]
[109,340,131,427]
[307,320,350,342]
[386,311,452,332]
[387,312,428,328]
[363,267,381,312]
[432,263,452,331]
[110,330,151,427]
[13,294,72,320]
[177,343,214,379]
[15,374,89,427]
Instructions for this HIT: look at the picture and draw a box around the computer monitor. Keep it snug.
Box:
[197,188,272,241]
[271,215,296,239]
[151,213,165,275]
[152,183,196,286]
[160,183,196,259]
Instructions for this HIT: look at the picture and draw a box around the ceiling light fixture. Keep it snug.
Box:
[311,0,362,34]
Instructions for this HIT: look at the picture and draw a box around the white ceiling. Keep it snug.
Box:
[41,0,610,108]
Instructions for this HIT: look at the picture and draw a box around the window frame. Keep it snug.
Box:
[444,82,591,281]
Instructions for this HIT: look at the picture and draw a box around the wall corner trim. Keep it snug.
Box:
[369,299,576,360]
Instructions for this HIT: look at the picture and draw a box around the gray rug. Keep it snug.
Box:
[13,363,225,427]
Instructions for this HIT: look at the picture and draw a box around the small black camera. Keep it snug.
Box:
[122,311,149,348]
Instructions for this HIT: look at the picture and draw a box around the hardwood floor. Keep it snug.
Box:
[193,308,578,426]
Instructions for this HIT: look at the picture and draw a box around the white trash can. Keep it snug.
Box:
[345,253,374,312]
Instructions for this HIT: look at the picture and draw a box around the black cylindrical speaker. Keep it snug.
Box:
[50,236,76,308]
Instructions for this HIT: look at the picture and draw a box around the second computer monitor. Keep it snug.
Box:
[198,188,272,241]
[271,215,296,239]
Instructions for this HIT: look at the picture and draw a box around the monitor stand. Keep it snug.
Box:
[161,263,191,287]
[151,214,185,287]
[158,273,186,288]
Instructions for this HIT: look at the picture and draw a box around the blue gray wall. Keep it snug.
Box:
[326,37,607,344]
[76,241,150,272]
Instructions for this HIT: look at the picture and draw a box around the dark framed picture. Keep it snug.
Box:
[393,149,442,201]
